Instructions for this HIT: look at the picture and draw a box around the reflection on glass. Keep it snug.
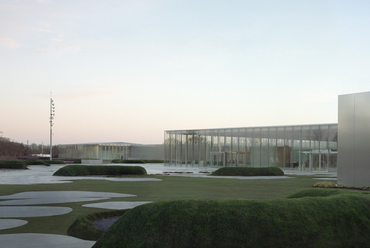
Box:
[164,124,338,171]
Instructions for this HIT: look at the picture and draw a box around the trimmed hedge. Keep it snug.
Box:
[67,209,129,241]
[53,165,147,176]
[111,159,146,164]
[210,166,284,176]
[0,160,28,169]
[143,160,164,163]
[45,160,66,165]
[73,159,82,164]
[93,190,370,248]
[24,160,49,166]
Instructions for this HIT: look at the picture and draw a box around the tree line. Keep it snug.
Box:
[0,135,58,159]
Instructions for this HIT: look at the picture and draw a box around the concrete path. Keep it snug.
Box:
[0,219,27,230]
[0,233,95,248]
[0,191,135,205]
[0,206,72,217]
[83,201,152,210]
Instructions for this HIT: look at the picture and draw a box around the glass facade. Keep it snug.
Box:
[58,143,163,161]
[164,124,338,171]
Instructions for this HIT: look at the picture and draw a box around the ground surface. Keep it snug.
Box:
[0,163,337,247]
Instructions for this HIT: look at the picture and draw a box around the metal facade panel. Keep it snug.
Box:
[337,94,355,185]
[338,91,370,186]
[354,93,370,185]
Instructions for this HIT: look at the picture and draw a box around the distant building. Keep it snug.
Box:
[164,124,338,172]
[58,142,163,161]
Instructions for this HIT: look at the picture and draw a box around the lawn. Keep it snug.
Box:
[0,174,331,237]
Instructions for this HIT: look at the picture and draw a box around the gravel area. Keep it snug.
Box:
[94,216,121,231]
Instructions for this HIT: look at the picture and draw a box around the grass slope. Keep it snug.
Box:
[53,165,147,176]
[94,189,370,248]
[211,166,284,176]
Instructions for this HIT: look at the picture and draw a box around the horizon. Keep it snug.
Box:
[1,0,370,145]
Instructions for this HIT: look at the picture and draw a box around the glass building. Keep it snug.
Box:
[58,142,163,161]
[164,124,338,171]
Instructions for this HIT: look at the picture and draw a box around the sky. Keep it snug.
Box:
[1,0,370,145]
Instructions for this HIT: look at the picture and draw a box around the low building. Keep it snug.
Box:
[164,124,338,171]
[58,142,163,161]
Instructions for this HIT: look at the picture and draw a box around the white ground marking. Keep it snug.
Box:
[0,219,27,230]
[0,233,95,248]
[0,206,72,217]
[0,191,136,205]
[312,178,337,180]
[83,201,152,210]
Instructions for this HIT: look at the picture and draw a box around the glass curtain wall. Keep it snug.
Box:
[164,124,338,171]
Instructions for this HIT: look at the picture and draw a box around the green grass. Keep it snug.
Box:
[210,166,284,176]
[94,189,370,248]
[0,160,28,169]
[53,165,147,176]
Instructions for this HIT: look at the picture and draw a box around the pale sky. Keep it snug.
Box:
[1,0,370,145]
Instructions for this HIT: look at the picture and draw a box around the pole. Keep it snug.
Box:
[50,92,55,161]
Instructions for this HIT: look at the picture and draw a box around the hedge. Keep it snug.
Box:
[93,189,370,248]
[53,165,147,176]
[210,166,284,176]
[0,160,28,169]
[24,160,49,166]
[111,159,146,164]
[45,160,66,165]
[143,160,164,163]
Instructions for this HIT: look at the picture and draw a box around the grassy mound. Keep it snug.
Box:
[53,165,147,176]
[0,160,28,169]
[210,166,284,176]
[67,209,129,241]
[111,159,145,164]
[93,189,370,248]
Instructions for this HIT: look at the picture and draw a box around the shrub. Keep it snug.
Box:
[73,159,81,164]
[93,191,370,248]
[45,160,66,165]
[210,166,284,176]
[0,160,28,169]
[287,188,345,199]
[143,160,164,163]
[24,160,49,166]
[67,209,129,241]
[53,165,147,176]
[111,159,146,164]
